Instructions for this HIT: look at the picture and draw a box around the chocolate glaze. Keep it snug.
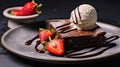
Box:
[25,35,39,45]
[56,22,77,33]
[25,34,45,53]
[55,20,100,34]
[106,35,119,43]
[34,40,45,53]
[72,6,82,24]
[77,6,81,22]
[65,43,116,58]
[74,9,78,24]
[56,23,70,29]
[65,47,100,55]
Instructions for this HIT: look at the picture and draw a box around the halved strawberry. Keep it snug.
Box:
[45,38,64,56]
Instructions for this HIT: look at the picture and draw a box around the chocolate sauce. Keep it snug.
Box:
[25,34,45,53]
[77,6,81,22]
[35,40,45,53]
[56,22,77,33]
[74,9,78,24]
[25,35,39,45]
[56,23,70,29]
[65,43,116,58]
[71,16,75,24]
[71,6,81,24]
[59,28,77,33]
[106,35,119,43]
[65,47,100,55]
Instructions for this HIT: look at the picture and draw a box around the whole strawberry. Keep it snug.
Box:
[39,28,54,43]
[11,0,42,16]
[22,0,42,15]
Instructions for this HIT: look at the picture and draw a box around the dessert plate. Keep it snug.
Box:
[1,19,120,64]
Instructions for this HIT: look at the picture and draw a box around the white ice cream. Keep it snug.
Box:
[70,4,97,30]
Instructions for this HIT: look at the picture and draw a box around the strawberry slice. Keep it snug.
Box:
[45,38,64,56]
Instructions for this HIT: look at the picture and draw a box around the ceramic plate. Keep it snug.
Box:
[1,19,120,64]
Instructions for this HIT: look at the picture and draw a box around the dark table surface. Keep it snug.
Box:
[0,0,120,66]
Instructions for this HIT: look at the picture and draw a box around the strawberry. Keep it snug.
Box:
[11,0,42,16]
[21,1,36,15]
[45,38,64,56]
[11,9,20,16]
[11,9,25,16]
[21,0,42,15]
[39,29,54,43]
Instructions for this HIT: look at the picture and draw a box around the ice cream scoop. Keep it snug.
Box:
[70,4,97,30]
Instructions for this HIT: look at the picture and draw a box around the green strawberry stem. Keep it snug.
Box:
[39,28,45,31]
[32,0,35,3]
[36,4,42,14]
[50,29,55,34]
[32,0,42,14]
[41,46,46,52]
[41,41,47,46]
[41,41,47,53]
[39,28,55,34]
[10,10,14,15]
[49,36,52,42]
[54,35,58,39]
[41,37,52,53]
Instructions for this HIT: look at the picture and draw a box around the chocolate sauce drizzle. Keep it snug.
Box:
[25,35,44,53]
[56,23,71,29]
[25,33,119,58]
[77,6,81,22]
[72,6,81,24]
[65,43,116,58]
[74,9,78,24]
[55,22,77,33]
[25,35,39,45]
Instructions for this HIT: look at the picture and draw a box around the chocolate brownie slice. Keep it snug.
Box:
[48,19,106,51]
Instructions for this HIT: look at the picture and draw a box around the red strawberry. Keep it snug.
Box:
[39,29,54,43]
[45,38,64,56]
[11,9,20,16]
[21,0,42,16]
[11,0,42,16]
[11,9,25,16]
[21,1,36,15]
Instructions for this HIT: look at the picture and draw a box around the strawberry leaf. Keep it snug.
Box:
[41,41,47,46]
[41,46,46,52]
[36,3,42,14]
[32,0,42,14]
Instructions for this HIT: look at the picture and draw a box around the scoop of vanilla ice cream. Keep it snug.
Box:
[70,4,97,30]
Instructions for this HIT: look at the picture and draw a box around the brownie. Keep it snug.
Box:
[48,19,106,51]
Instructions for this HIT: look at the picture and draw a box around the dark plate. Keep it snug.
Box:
[1,19,120,64]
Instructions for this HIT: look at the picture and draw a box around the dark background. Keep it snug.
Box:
[0,0,120,67]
